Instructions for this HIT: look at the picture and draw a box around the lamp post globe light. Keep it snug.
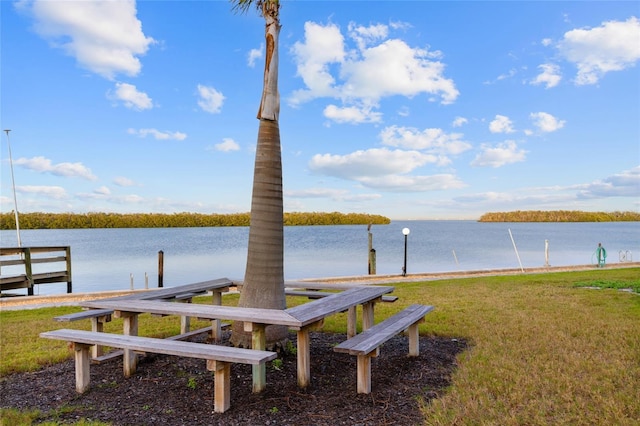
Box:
[402,227,410,276]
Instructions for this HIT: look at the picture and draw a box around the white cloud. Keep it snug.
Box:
[577,166,640,198]
[531,63,562,88]
[94,186,111,195]
[452,117,468,128]
[110,82,153,110]
[348,22,389,50]
[471,140,527,168]
[489,115,515,134]
[286,187,381,202]
[248,44,263,67]
[127,128,187,140]
[340,39,457,103]
[309,148,438,179]
[197,84,225,114]
[358,174,465,191]
[558,17,640,85]
[24,0,154,79]
[289,21,458,111]
[323,104,382,124]
[113,176,136,187]
[530,112,566,133]
[213,138,240,152]
[14,156,97,180]
[17,185,67,199]
[290,22,345,104]
[379,125,472,156]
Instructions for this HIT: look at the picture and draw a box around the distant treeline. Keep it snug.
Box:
[0,211,391,230]
[479,210,640,222]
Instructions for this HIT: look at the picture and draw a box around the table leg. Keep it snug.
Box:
[178,298,191,334]
[362,301,375,330]
[296,328,311,388]
[347,306,357,339]
[121,312,138,377]
[211,291,223,342]
[246,322,266,392]
[90,315,109,358]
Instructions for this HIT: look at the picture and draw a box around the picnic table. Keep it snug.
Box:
[44,279,437,411]
[80,284,395,389]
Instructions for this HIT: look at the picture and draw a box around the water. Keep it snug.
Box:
[1,221,638,295]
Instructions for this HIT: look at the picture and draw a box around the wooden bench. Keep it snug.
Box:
[40,329,277,413]
[333,304,434,394]
[0,246,72,295]
[54,308,229,362]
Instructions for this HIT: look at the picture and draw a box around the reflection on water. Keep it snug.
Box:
[1,221,638,295]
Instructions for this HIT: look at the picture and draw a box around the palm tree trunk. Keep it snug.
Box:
[230,2,287,348]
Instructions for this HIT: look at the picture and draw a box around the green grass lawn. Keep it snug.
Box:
[1,267,639,425]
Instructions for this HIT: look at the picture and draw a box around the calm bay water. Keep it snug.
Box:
[1,221,638,295]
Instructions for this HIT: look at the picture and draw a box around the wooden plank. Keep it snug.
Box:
[96,278,233,302]
[284,281,366,290]
[286,290,398,303]
[40,329,277,365]
[334,304,434,356]
[0,259,27,267]
[285,286,394,326]
[55,309,114,322]
[30,256,67,264]
[73,343,92,393]
[208,360,231,413]
[81,299,301,327]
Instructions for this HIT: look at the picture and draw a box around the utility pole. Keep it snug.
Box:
[4,129,22,247]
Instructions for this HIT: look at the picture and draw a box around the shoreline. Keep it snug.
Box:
[1,262,638,311]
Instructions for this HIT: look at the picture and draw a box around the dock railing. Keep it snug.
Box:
[0,246,72,295]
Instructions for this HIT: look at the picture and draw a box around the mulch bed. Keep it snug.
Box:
[0,331,468,425]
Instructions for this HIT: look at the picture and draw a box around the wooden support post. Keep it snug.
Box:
[74,343,92,393]
[207,360,231,413]
[177,298,191,334]
[90,315,110,358]
[356,354,372,394]
[347,306,357,338]
[246,322,266,393]
[211,291,223,342]
[297,328,311,388]
[24,248,34,296]
[157,250,164,288]
[408,321,422,356]
[362,301,375,331]
[119,312,139,377]
[65,246,72,293]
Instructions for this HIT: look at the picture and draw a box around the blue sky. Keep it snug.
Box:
[1,1,639,220]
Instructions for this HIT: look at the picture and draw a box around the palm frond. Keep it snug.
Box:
[230,0,262,15]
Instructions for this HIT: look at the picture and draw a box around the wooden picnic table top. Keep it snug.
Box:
[284,286,394,327]
[97,278,233,302]
[80,299,302,327]
[80,285,395,330]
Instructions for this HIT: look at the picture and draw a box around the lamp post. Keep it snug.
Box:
[4,129,22,247]
[402,227,410,276]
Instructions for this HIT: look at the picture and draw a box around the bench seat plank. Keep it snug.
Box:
[55,309,114,322]
[334,304,434,356]
[41,329,275,365]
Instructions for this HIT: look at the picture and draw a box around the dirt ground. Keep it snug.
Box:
[0,330,467,425]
